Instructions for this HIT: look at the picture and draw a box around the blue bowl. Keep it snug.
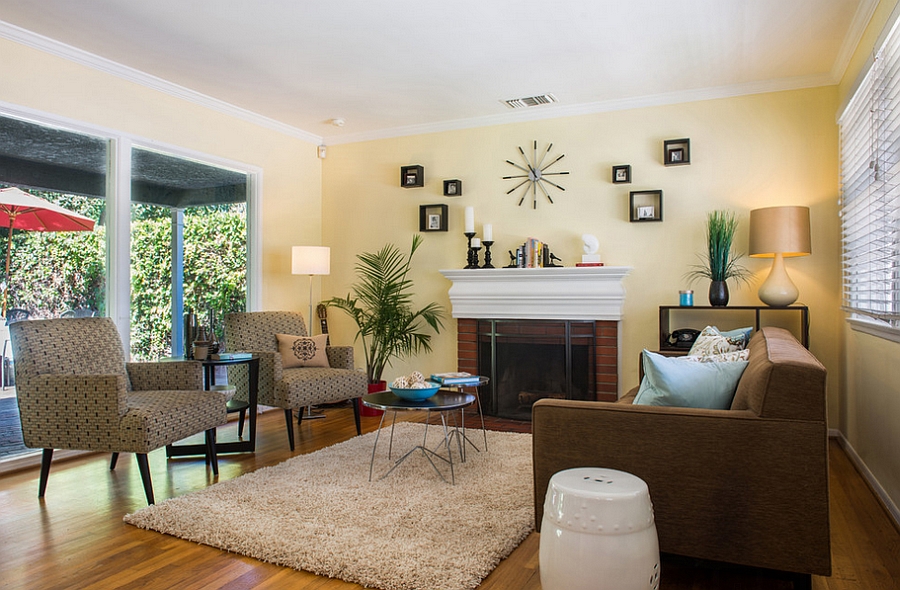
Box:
[390,381,440,400]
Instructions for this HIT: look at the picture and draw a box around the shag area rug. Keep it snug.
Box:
[125,423,534,590]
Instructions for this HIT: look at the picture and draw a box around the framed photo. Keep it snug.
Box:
[401,165,424,188]
[443,179,462,196]
[664,138,691,166]
[419,204,448,232]
[629,190,663,222]
[612,164,631,184]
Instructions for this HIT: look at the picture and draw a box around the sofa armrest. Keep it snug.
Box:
[325,345,355,370]
[532,399,831,576]
[126,361,203,391]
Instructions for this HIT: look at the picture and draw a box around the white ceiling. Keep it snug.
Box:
[0,0,875,144]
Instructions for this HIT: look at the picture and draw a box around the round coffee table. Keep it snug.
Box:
[362,390,475,484]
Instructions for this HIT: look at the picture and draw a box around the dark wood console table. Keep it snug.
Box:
[659,305,809,354]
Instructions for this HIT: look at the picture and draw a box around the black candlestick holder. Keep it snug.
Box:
[482,241,495,268]
[464,232,477,268]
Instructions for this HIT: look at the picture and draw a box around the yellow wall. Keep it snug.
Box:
[837,0,900,518]
[0,36,323,312]
[323,87,843,420]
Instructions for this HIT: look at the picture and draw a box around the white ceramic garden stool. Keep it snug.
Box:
[540,467,660,590]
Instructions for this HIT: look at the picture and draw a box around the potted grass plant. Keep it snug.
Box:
[325,235,444,411]
[686,210,750,306]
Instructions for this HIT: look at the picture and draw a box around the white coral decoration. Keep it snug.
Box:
[391,376,410,388]
[391,371,430,389]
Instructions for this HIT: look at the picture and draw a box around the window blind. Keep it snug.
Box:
[840,16,900,325]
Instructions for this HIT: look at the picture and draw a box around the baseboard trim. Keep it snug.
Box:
[829,429,900,530]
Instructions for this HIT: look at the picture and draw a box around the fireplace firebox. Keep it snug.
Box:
[457,318,619,421]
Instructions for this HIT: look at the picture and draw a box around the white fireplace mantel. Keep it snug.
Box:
[440,267,632,321]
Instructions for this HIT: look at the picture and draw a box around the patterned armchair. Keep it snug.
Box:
[10,317,227,505]
[224,311,366,450]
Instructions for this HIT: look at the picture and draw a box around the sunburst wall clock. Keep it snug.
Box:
[503,140,569,208]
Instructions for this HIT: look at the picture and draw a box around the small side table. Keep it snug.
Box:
[437,376,489,460]
[165,355,260,456]
[362,390,475,484]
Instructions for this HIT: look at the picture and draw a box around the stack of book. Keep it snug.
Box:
[513,238,548,268]
[430,372,482,385]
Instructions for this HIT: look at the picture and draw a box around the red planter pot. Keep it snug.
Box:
[360,381,386,416]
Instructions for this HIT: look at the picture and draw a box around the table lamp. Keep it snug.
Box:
[749,206,811,307]
[291,246,331,335]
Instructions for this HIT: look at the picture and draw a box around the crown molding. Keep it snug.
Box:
[0,20,323,145]
[324,73,835,145]
[831,0,880,83]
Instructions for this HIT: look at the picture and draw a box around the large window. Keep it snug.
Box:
[0,108,259,354]
[840,16,900,331]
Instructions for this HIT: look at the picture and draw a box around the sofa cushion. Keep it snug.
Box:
[634,350,748,409]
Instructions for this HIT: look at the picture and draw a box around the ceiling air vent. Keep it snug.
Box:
[502,94,558,109]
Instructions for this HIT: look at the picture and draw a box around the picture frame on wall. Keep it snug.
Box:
[419,204,448,232]
[612,164,632,184]
[443,179,462,196]
[663,138,691,166]
[629,190,663,222]
[401,165,424,188]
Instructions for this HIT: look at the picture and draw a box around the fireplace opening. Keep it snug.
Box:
[476,320,596,421]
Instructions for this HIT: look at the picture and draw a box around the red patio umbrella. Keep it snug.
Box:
[0,187,96,316]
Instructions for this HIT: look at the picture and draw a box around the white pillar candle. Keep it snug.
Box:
[471,237,481,248]
[483,223,493,241]
[464,206,475,233]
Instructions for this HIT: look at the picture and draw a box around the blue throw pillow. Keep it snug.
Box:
[634,350,749,409]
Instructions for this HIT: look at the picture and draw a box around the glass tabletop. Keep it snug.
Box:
[362,390,475,411]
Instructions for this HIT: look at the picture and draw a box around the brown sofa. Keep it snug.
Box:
[533,327,830,584]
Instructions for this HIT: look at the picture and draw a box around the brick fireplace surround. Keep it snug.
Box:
[440,267,632,416]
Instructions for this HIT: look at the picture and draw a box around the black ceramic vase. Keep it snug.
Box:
[709,280,729,307]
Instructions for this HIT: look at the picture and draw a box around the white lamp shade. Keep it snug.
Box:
[292,246,330,275]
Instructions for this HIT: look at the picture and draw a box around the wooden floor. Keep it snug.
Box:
[1,405,899,590]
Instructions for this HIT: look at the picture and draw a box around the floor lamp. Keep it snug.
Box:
[749,206,811,307]
[292,245,331,419]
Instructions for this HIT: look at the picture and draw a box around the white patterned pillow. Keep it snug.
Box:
[276,333,330,368]
[684,349,750,363]
[687,326,746,358]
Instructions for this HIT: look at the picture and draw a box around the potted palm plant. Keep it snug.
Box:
[325,235,444,412]
[686,210,750,306]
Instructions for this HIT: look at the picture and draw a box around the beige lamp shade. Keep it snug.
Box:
[748,206,810,307]
[749,206,811,258]
[292,246,330,275]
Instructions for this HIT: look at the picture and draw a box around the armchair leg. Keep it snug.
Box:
[205,429,219,476]
[109,452,119,470]
[353,398,362,435]
[135,453,154,505]
[38,449,53,498]
[284,409,295,451]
